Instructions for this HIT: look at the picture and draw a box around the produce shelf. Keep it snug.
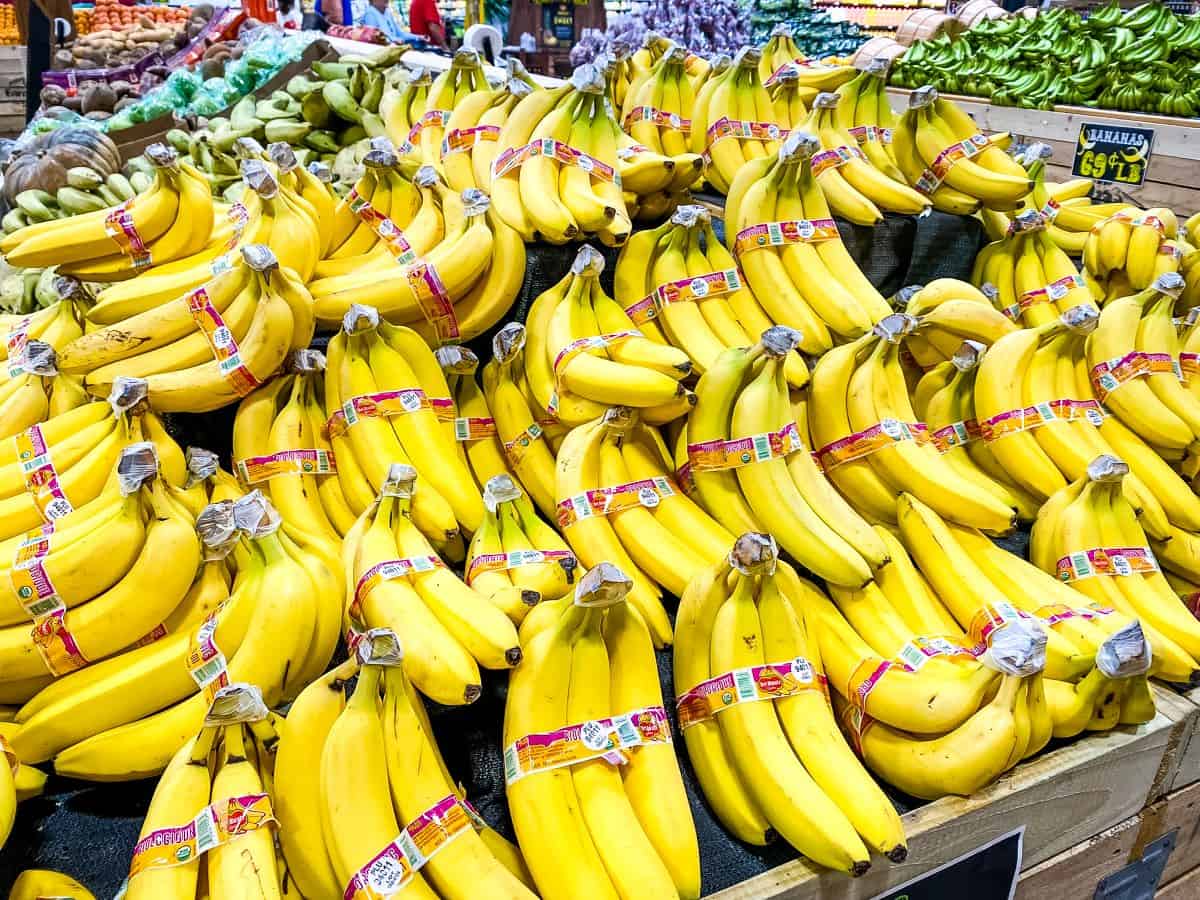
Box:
[714,687,1195,899]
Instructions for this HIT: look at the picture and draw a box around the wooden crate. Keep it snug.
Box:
[1016,779,1200,899]
[713,687,1190,900]
[886,88,1200,214]
[1162,688,1200,793]
[0,99,24,139]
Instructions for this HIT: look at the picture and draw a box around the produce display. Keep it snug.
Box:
[889,1,1200,116]
[51,3,201,73]
[3,21,1200,900]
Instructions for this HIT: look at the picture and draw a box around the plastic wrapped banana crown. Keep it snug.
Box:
[761,326,802,357]
[908,85,937,110]
[356,627,405,666]
[571,64,605,95]
[204,683,270,726]
[308,161,334,183]
[730,532,778,575]
[268,141,301,172]
[13,339,57,377]
[778,130,820,163]
[1096,621,1153,680]
[289,348,327,373]
[343,303,381,335]
[1060,303,1100,334]
[1088,453,1130,483]
[874,312,918,342]
[242,243,279,273]
[1155,271,1185,297]
[234,136,267,160]
[574,562,633,608]
[240,159,279,198]
[463,189,491,217]
[813,92,839,110]
[733,45,763,69]
[951,339,986,371]
[109,376,149,414]
[184,446,219,489]
[483,474,523,512]
[233,489,282,537]
[601,406,635,433]
[383,462,418,499]
[117,441,160,496]
[572,244,606,276]
[493,322,526,365]
[436,344,478,375]
[197,499,240,560]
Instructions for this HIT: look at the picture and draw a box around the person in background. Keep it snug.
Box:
[16,0,74,120]
[409,0,449,49]
[315,0,353,27]
[361,0,407,41]
[276,0,304,30]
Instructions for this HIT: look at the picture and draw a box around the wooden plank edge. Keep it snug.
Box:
[1157,864,1200,898]
[711,708,1179,900]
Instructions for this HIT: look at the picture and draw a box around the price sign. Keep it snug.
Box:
[1073,122,1155,186]
[870,827,1023,900]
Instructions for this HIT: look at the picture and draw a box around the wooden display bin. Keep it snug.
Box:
[712,686,1197,899]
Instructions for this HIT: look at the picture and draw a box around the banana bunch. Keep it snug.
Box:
[324,305,482,555]
[118,683,287,900]
[57,244,311,414]
[4,169,142,233]
[491,64,632,246]
[443,59,540,194]
[757,24,856,91]
[993,144,1110,255]
[726,133,894,349]
[86,153,329,325]
[389,49,490,170]
[1082,205,1185,302]
[691,47,787,195]
[466,474,577,622]
[808,314,1019,532]
[614,45,705,223]
[1084,273,1200,453]
[899,278,1020,370]
[797,92,930,222]
[675,534,903,872]
[684,330,886,584]
[0,721,51,853]
[437,344,519,493]
[507,563,700,899]
[3,145,215,282]
[554,407,734,647]
[0,301,91,437]
[915,340,1042,521]
[629,31,710,86]
[45,489,341,782]
[614,204,803,379]
[833,62,903,175]
[1031,455,1200,684]
[971,211,1099,328]
[893,87,1032,215]
[344,464,521,706]
[764,65,817,132]
[533,246,694,416]
[312,159,521,341]
[8,869,94,900]
[278,631,534,900]
[232,350,352,548]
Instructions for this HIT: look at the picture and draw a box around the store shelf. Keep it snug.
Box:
[711,687,1197,899]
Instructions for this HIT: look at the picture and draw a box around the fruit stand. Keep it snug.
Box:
[8,4,1200,900]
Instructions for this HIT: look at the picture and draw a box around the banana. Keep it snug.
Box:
[207,722,281,900]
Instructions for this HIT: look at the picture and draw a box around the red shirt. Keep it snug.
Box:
[409,0,441,38]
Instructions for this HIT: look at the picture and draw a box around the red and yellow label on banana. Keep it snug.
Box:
[913,133,989,196]
[128,793,275,880]
[703,117,786,161]
[326,390,452,439]
[186,286,260,397]
[235,449,336,484]
[465,548,576,586]
[811,145,867,177]
[623,106,691,133]
[687,421,803,472]
[453,416,497,441]
[1056,546,1160,582]
[404,260,460,344]
[343,794,474,900]
[11,523,66,620]
[930,418,982,452]
[396,109,451,156]
[979,398,1106,441]
[732,218,839,258]
[14,423,73,522]
[552,331,641,377]
[624,268,743,326]
[1181,352,1200,384]
[502,422,545,467]
[30,608,89,675]
[5,315,32,379]
[815,419,928,471]
[676,658,826,729]
[491,138,621,187]
[503,705,671,783]
[187,612,229,705]
[346,189,418,266]
[1019,273,1088,311]
[352,557,446,611]
[104,201,152,269]
[556,476,677,528]
[1090,351,1179,401]
[442,124,500,157]
[848,125,889,145]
